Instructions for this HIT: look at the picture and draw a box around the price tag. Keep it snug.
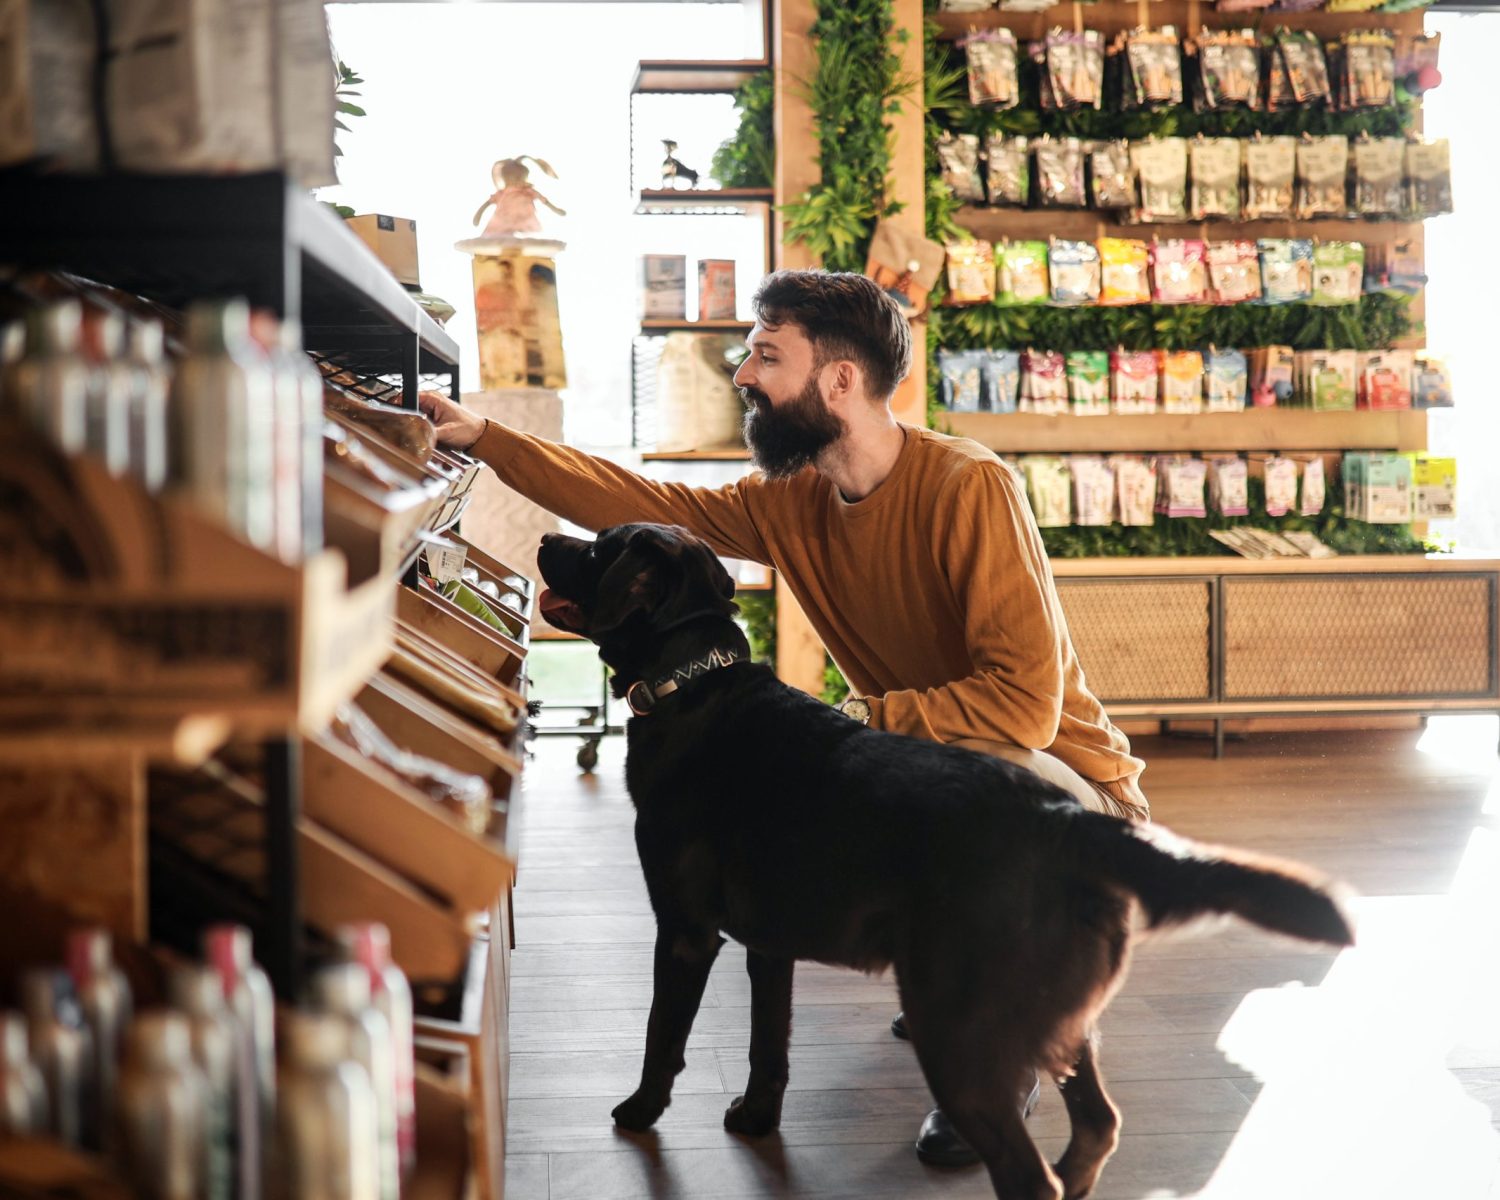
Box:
[426,540,468,584]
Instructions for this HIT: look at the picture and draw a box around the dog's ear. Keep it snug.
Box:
[590,526,736,634]
[588,534,664,633]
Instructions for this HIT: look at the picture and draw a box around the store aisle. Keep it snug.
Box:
[503,722,1500,1200]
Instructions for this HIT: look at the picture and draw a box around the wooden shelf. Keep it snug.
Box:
[1048,553,1494,579]
[636,187,774,216]
[640,318,754,335]
[640,448,752,461]
[955,207,1427,247]
[944,409,1428,454]
[632,59,769,94]
[931,4,1425,40]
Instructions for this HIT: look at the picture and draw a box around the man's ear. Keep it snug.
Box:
[588,542,661,633]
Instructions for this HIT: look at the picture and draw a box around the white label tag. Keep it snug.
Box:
[427,543,468,584]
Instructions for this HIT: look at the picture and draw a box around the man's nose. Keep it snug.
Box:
[732,358,753,388]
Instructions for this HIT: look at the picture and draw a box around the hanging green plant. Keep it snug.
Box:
[711,73,776,190]
[821,657,851,706]
[734,591,778,664]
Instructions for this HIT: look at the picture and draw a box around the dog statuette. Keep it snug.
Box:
[472,156,566,237]
[660,140,700,190]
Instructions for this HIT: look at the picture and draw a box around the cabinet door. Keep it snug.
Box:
[1222,573,1498,701]
[1055,578,1213,703]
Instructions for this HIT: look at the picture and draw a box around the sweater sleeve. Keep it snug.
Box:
[468,421,773,565]
[869,463,1065,749]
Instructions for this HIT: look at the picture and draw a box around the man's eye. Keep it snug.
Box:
[760,355,776,365]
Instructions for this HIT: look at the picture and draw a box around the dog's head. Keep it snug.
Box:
[537,524,742,690]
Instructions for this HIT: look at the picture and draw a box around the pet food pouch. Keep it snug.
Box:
[937,348,987,411]
[966,28,1020,107]
[1243,135,1297,221]
[1353,137,1405,217]
[1406,139,1454,217]
[944,240,996,305]
[1035,137,1088,208]
[1258,238,1313,304]
[1099,238,1151,307]
[1070,456,1116,525]
[936,131,986,203]
[1296,135,1350,219]
[1160,350,1205,413]
[1021,456,1072,526]
[1311,241,1364,306]
[998,240,1050,306]
[1206,240,1262,305]
[1131,137,1189,222]
[1190,137,1243,221]
[1020,349,1069,415]
[1111,349,1160,414]
[1156,456,1208,518]
[1112,455,1158,525]
[981,349,1022,413]
[984,134,1030,207]
[1300,456,1326,516]
[1066,351,1111,415]
[1207,456,1250,517]
[1151,239,1209,305]
[1205,347,1248,412]
[1263,455,1299,516]
[1089,140,1136,210]
[1048,239,1101,306]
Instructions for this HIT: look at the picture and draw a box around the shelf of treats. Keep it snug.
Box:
[944,407,1428,454]
[631,58,770,94]
[640,317,756,334]
[1046,552,1499,578]
[636,187,775,215]
[640,447,753,461]
[954,206,1427,247]
[930,3,1426,40]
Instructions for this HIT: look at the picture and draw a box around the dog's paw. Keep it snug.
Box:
[612,1090,667,1132]
[723,1093,781,1137]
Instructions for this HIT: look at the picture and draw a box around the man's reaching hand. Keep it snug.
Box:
[419,391,488,452]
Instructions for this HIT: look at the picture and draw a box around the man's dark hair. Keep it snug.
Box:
[751,270,912,400]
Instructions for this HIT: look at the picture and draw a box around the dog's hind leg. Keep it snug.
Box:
[724,950,794,1136]
[1052,1030,1120,1200]
[612,925,724,1132]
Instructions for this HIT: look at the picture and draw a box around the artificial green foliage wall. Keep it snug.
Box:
[711,74,776,190]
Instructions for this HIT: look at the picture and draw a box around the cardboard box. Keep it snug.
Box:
[641,254,687,319]
[0,0,99,169]
[697,259,737,321]
[348,214,422,289]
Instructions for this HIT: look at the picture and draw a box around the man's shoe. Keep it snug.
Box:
[913,1074,1044,1168]
[891,1011,909,1040]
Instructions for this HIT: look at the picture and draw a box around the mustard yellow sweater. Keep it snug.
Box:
[471,421,1146,803]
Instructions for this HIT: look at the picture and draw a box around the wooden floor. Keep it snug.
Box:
[503,720,1500,1200]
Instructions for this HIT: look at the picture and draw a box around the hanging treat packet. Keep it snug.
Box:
[1352,136,1406,217]
[1035,137,1087,208]
[997,240,1050,306]
[984,134,1030,207]
[1070,456,1116,525]
[1112,455,1158,524]
[1411,455,1458,520]
[1151,239,1209,305]
[936,131,986,203]
[1243,135,1297,220]
[1296,135,1349,219]
[1278,29,1331,107]
[1311,241,1364,306]
[1160,350,1206,413]
[1048,239,1101,306]
[1021,456,1073,526]
[1066,350,1111,415]
[1111,349,1160,414]
[1299,456,1326,516]
[1412,353,1454,408]
[1190,137,1243,221]
[1206,240,1263,305]
[937,348,987,411]
[944,240,996,306]
[1261,456,1299,516]
[1020,349,1070,414]
[1195,29,1262,111]
[1258,238,1313,303]
[1207,457,1250,517]
[1341,30,1395,109]
[1363,240,1426,297]
[1204,347,1248,411]
[1265,32,1297,112]
[1124,28,1184,108]
[1089,140,1136,210]
[1157,456,1208,518]
[1249,345,1294,406]
[1303,348,1357,410]
[1099,238,1151,306]
[1358,349,1413,409]
[1131,137,1189,222]
[1046,29,1106,110]
[1406,140,1454,218]
[981,349,1022,413]
[966,29,1021,108]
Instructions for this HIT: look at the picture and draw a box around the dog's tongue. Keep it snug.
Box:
[538,588,586,631]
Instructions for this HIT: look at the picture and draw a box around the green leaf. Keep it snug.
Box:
[336,102,366,116]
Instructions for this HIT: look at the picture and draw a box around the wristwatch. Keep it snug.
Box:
[838,696,872,725]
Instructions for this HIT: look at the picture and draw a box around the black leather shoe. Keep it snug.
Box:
[913,1074,1043,1168]
[891,1011,909,1040]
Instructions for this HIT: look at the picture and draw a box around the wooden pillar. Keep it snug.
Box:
[887,0,928,430]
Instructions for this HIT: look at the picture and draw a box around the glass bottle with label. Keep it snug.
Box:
[116,1013,207,1200]
[278,1013,380,1200]
[12,300,91,453]
[66,927,133,1152]
[204,924,276,1199]
[79,309,132,475]
[170,965,238,1200]
[0,1011,49,1137]
[125,319,170,492]
[338,923,415,1179]
[20,969,89,1146]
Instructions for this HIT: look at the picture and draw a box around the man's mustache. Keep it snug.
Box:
[739,387,771,408]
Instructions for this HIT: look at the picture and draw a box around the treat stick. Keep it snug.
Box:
[1073,2,1084,36]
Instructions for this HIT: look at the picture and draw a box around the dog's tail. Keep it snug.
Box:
[1072,814,1355,947]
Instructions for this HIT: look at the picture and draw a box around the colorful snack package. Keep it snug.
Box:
[1190,136,1242,221]
[1045,29,1106,110]
[1299,456,1326,517]
[1131,137,1189,222]
[1160,349,1206,413]
[1089,140,1136,210]
[1411,454,1457,520]
[1021,455,1073,526]
[1406,139,1454,217]
[1296,134,1349,219]
[1263,455,1299,516]
[1258,238,1313,303]
[965,28,1020,108]
[1112,455,1158,525]
[984,134,1029,207]
[1111,349,1160,414]
[937,348,987,411]
[1249,345,1294,407]
[1035,136,1087,208]
[1358,349,1413,410]
[944,239,996,305]
[1278,29,1331,106]
[1195,29,1262,111]
[1020,349,1070,415]
[1341,30,1395,109]
[1151,239,1209,305]
[1311,241,1365,306]
[1098,237,1151,306]
[1048,238,1101,306]
[1243,135,1297,220]
[1066,350,1111,415]
[997,239,1050,306]
[1207,456,1250,517]
[1156,456,1208,518]
[1352,136,1405,217]
[1206,240,1263,305]
[1411,352,1454,408]
[981,349,1022,413]
[1204,347,1248,412]
[1300,348,1357,410]
[1124,27,1184,108]
[1070,456,1116,525]
[936,131,986,203]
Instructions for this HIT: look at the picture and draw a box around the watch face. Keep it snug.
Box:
[842,698,871,723]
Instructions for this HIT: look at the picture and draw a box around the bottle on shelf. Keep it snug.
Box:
[0,320,24,411]
[0,1011,49,1137]
[169,965,239,1200]
[66,927,133,1153]
[11,300,91,454]
[203,924,276,1199]
[169,299,276,550]
[19,969,90,1146]
[250,311,325,563]
[278,1012,381,1200]
[116,1013,208,1200]
[124,318,171,493]
[79,308,133,476]
[337,922,415,1180]
[310,964,400,1200]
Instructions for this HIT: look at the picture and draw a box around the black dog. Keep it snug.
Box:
[536,523,1354,1200]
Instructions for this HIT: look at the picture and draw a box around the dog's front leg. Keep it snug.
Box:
[724,950,794,1136]
[612,926,723,1132]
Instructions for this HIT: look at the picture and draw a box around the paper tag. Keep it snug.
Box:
[427,542,469,584]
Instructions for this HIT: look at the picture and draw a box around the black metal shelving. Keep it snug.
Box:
[0,168,461,1001]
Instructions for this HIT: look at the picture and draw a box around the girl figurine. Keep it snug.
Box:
[472,156,566,237]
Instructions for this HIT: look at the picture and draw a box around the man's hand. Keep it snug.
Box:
[419,391,488,452]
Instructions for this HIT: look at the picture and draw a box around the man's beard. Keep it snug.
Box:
[741,373,847,480]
